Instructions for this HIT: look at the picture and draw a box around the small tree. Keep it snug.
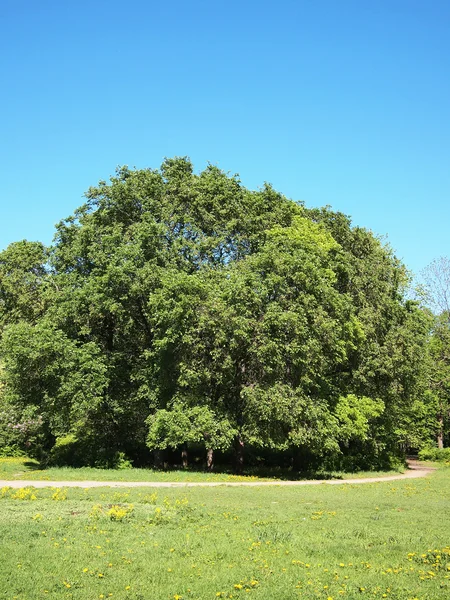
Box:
[421,257,450,314]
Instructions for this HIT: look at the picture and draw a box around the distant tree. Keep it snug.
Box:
[421,257,450,314]
[427,311,450,448]
[419,257,450,448]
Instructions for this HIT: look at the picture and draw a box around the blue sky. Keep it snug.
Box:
[1,0,449,276]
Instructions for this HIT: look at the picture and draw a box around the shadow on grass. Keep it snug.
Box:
[238,467,341,481]
[24,459,342,481]
[23,460,42,471]
[149,464,342,481]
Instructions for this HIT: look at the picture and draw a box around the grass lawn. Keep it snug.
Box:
[0,463,448,600]
[0,457,404,483]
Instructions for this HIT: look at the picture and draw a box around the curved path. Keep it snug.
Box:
[0,460,435,489]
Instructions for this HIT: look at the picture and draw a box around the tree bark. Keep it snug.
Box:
[234,434,244,473]
[292,448,303,473]
[154,449,165,469]
[181,443,189,468]
[438,414,444,449]
[206,448,214,471]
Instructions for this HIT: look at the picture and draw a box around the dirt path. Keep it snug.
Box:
[0,460,435,489]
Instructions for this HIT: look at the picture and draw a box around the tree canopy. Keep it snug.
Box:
[0,158,438,470]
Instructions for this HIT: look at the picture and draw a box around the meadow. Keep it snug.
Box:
[1,463,449,600]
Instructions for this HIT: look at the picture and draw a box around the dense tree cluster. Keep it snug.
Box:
[0,158,445,470]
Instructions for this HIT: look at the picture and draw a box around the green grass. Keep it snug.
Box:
[0,457,270,482]
[0,464,449,599]
[0,457,404,483]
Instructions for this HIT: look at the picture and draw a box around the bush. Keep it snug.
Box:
[49,434,133,469]
[0,403,45,458]
[0,445,25,458]
[418,447,450,462]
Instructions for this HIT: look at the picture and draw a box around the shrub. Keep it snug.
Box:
[49,434,133,469]
[418,447,450,462]
[0,404,44,458]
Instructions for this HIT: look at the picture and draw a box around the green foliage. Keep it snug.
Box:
[0,394,45,458]
[0,240,49,331]
[49,435,133,469]
[418,447,450,462]
[0,321,108,449]
[147,404,235,452]
[427,311,450,447]
[0,158,435,469]
[334,394,384,443]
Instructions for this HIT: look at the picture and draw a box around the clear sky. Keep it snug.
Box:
[1,0,449,276]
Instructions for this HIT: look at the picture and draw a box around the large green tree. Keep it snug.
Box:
[0,158,431,469]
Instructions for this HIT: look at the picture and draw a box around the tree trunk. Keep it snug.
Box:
[292,448,303,473]
[206,448,214,471]
[438,414,444,449]
[154,449,165,469]
[234,434,244,474]
[293,447,315,473]
[181,443,189,469]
